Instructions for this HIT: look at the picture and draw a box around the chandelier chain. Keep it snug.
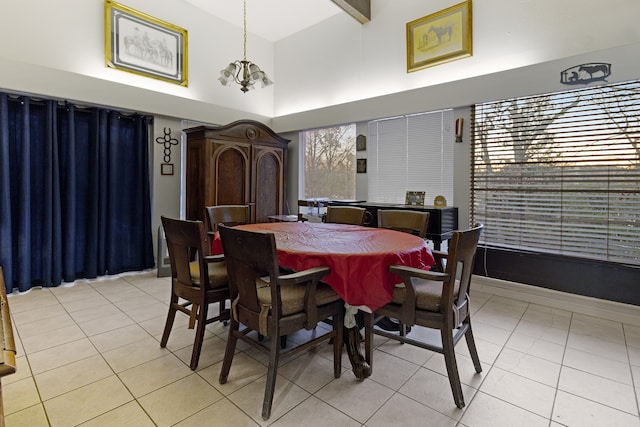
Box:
[243,0,247,61]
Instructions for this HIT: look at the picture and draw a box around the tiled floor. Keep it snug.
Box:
[4,270,640,426]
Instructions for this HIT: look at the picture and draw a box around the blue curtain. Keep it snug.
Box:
[0,94,154,293]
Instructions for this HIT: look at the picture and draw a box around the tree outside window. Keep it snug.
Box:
[301,124,356,199]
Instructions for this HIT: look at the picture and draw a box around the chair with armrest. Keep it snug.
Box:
[218,225,344,420]
[160,216,230,370]
[365,224,484,408]
[324,206,366,225]
[377,209,430,238]
[206,205,251,233]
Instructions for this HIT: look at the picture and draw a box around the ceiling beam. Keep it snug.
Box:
[331,0,370,24]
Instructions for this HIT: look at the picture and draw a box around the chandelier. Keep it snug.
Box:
[218,0,273,93]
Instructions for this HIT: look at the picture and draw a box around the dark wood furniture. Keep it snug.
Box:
[365,224,484,408]
[0,267,16,426]
[328,201,458,250]
[160,216,230,370]
[184,120,289,224]
[218,225,343,421]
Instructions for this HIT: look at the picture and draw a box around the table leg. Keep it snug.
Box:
[343,304,371,380]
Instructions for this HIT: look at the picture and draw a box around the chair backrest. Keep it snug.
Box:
[218,225,282,317]
[324,206,366,225]
[443,224,483,320]
[161,216,210,289]
[377,210,430,238]
[206,205,250,232]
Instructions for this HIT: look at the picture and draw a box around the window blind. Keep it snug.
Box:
[471,80,640,266]
[368,109,454,205]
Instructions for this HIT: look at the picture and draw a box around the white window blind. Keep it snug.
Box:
[368,110,454,205]
[471,80,640,266]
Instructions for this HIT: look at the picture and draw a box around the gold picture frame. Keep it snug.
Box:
[405,191,425,206]
[105,0,188,86]
[406,0,472,72]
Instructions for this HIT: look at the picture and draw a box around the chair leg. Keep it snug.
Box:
[262,333,282,420]
[464,320,482,373]
[441,328,465,408]
[160,294,179,348]
[219,318,240,384]
[363,312,374,368]
[333,310,344,378]
[189,301,208,370]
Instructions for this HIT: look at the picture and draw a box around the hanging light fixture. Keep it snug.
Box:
[218,0,273,93]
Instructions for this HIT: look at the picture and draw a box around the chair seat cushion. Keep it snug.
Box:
[189,260,228,289]
[256,278,341,316]
[391,278,459,312]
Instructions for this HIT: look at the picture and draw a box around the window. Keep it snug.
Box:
[368,110,454,204]
[299,124,356,199]
[471,80,640,266]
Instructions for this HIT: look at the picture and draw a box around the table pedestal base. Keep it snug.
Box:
[344,326,371,380]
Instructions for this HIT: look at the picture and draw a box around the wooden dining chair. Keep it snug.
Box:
[324,206,366,225]
[218,225,344,420]
[206,204,251,232]
[160,216,230,370]
[377,209,430,238]
[366,224,484,408]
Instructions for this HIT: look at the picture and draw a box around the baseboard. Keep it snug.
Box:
[473,275,640,326]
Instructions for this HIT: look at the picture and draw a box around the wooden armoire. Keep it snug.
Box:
[184,120,290,224]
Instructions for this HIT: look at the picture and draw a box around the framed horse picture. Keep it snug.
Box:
[105,0,188,86]
[406,0,472,72]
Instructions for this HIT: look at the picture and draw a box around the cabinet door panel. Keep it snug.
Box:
[216,148,248,205]
[253,149,283,223]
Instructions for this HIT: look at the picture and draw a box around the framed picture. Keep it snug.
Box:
[105,0,188,86]
[405,191,425,206]
[161,163,174,175]
[356,134,367,151]
[357,159,367,174]
[406,0,472,72]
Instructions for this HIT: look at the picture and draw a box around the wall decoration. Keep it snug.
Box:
[105,0,188,86]
[405,191,425,206]
[357,159,367,173]
[560,63,611,85]
[406,0,472,72]
[156,127,179,175]
[356,134,367,151]
[455,118,464,142]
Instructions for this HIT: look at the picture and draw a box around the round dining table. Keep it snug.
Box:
[234,221,435,312]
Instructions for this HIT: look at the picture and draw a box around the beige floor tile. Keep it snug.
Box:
[102,336,169,373]
[277,351,341,393]
[563,347,632,385]
[558,366,638,415]
[174,398,259,427]
[228,374,310,425]
[202,352,267,395]
[456,336,503,366]
[367,348,420,390]
[366,393,457,427]
[3,377,41,416]
[3,356,31,386]
[7,289,58,314]
[34,354,114,400]
[15,312,76,338]
[460,391,548,427]
[138,374,224,427]
[505,332,566,364]
[60,294,112,313]
[567,332,628,363]
[315,375,393,423]
[173,334,228,370]
[21,323,87,353]
[480,367,556,418]
[77,311,135,336]
[570,313,625,344]
[28,338,98,375]
[376,336,435,366]
[398,367,472,420]
[4,403,49,427]
[271,396,360,427]
[89,323,153,353]
[552,390,640,426]
[471,320,514,346]
[118,353,192,397]
[625,323,640,349]
[494,347,561,387]
[10,301,66,325]
[70,303,124,324]
[472,310,521,331]
[424,352,487,389]
[78,401,156,427]
[514,320,569,345]
[44,376,133,427]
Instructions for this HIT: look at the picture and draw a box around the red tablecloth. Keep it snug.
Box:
[233,222,435,311]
